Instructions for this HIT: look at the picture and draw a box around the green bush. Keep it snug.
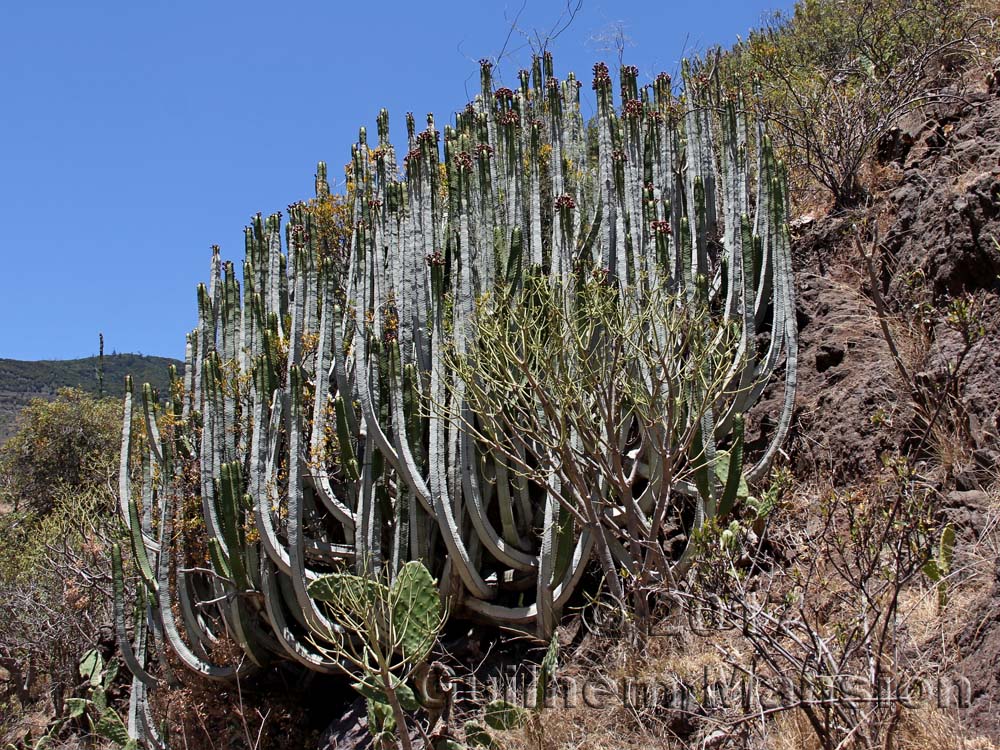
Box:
[0,389,120,515]
[740,0,990,208]
[0,390,122,745]
[0,485,119,735]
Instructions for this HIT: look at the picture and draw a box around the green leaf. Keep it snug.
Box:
[939,524,955,572]
[464,721,497,748]
[922,559,942,583]
[308,573,388,609]
[389,561,441,663]
[79,648,103,687]
[366,697,395,740]
[353,677,389,705]
[102,659,119,691]
[94,708,129,746]
[483,700,529,731]
[536,635,559,710]
[351,675,419,712]
[65,698,89,719]
[395,682,419,712]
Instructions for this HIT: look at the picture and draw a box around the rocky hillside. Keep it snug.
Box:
[3,5,996,748]
[756,71,1000,741]
[788,77,1000,471]
[0,354,181,442]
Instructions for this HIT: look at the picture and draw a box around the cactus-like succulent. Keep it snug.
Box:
[114,52,796,746]
[65,649,139,750]
[923,523,956,607]
[307,560,443,749]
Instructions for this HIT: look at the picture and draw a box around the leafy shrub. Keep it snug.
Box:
[741,0,992,208]
[680,463,943,750]
[0,389,120,515]
[0,391,122,746]
[0,486,119,738]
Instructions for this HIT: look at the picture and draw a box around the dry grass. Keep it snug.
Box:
[764,704,997,750]
[477,476,1000,750]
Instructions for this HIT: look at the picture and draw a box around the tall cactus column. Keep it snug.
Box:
[115,55,797,744]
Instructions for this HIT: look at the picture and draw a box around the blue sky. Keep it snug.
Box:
[0,0,791,361]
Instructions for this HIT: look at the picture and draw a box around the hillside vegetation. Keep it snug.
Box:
[0,355,180,443]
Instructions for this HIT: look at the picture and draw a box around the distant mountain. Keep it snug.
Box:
[0,354,182,443]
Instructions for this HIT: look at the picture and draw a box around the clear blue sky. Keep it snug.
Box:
[0,0,791,361]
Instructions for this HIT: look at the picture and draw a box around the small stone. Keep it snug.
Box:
[973,448,998,469]
[815,343,845,373]
[796,305,812,331]
[704,730,728,748]
[954,469,980,491]
[946,489,989,509]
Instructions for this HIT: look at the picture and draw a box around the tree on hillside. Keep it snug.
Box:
[0,388,120,514]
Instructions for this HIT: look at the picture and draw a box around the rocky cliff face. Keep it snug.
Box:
[769,74,1000,738]
[755,78,1000,485]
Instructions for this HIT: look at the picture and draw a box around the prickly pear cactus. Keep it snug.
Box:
[390,561,441,663]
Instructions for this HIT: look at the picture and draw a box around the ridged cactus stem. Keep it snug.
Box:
[115,55,796,716]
